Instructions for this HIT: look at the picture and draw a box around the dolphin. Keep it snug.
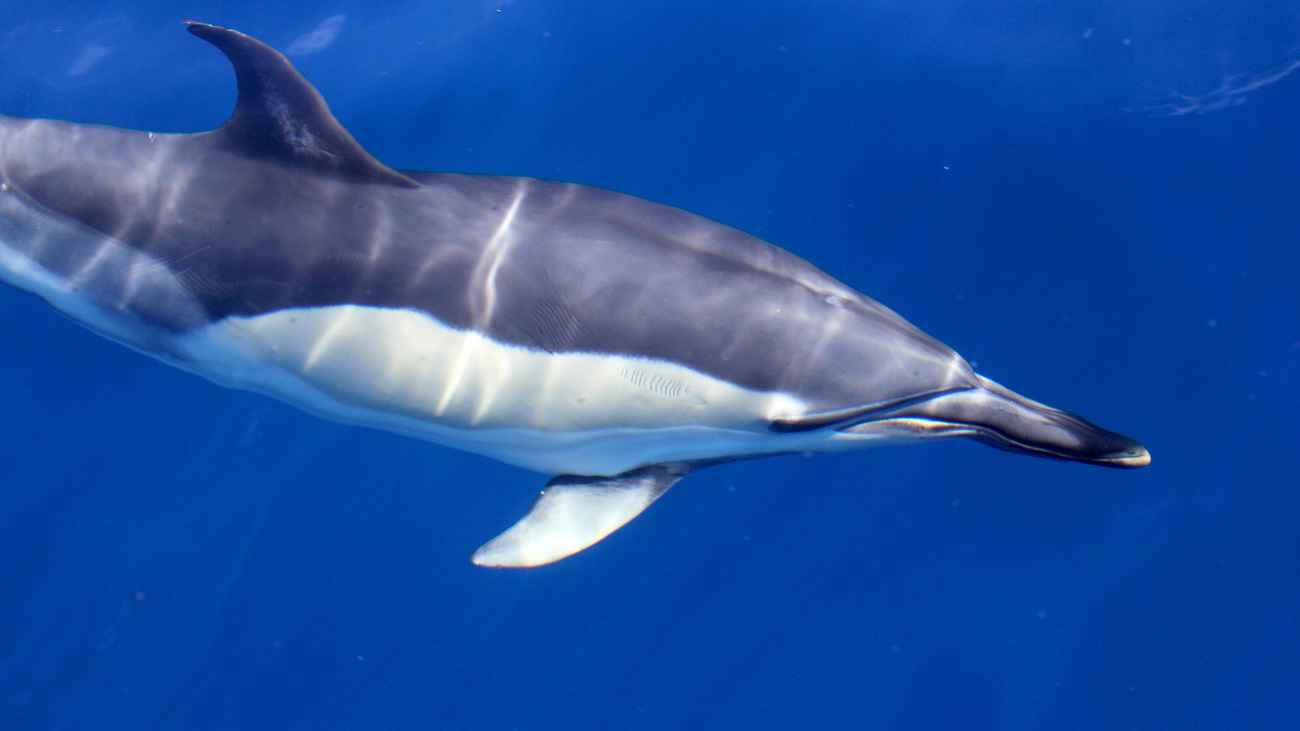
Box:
[0,23,1148,567]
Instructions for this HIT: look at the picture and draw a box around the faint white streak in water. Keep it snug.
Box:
[66,41,113,76]
[287,15,346,55]
[1135,57,1300,116]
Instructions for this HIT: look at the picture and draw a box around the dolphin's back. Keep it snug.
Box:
[1,114,966,412]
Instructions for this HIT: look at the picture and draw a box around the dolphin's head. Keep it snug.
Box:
[838,374,1150,468]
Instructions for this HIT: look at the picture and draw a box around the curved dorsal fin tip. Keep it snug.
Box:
[184,21,418,188]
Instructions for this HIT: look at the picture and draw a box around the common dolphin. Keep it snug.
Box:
[0,23,1149,567]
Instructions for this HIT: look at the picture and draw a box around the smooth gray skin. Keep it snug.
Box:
[0,26,1147,476]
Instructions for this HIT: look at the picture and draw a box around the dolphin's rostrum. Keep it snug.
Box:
[0,23,1149,567]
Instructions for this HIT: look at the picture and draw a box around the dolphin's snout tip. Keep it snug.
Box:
[960,377,1150,469]
[1071,424,1149,469]
[1034,416,1150,469]
[1101,443,1151,469]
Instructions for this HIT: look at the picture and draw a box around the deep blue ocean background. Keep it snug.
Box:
[2,1,1297,728]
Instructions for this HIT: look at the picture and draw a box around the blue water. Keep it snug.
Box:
[2,2,1297,728]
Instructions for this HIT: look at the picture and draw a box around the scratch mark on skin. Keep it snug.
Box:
[438,182,525,419]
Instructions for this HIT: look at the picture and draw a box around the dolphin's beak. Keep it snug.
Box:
[846,376,1150,468]
[965,376,1149,467]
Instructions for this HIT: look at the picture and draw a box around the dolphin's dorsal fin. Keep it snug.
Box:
[471,463,697,567]
[185,22,418,187]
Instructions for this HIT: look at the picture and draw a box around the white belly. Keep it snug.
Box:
[175,305,820,475]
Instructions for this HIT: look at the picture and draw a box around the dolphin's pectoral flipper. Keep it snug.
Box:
[471,463,696,568]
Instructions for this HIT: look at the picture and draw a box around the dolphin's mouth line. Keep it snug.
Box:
[768,386,974,433]
[861,415,1151,468]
